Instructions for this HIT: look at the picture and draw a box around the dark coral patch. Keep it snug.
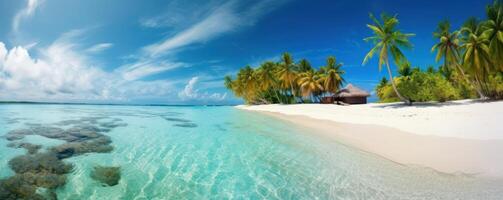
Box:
[90,166,121,187]
[9,153,73,175]
[173,123,198,128]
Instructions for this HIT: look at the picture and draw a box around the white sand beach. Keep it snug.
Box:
[237,100,503,177]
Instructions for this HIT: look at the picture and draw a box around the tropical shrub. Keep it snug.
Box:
[377,70,461,103]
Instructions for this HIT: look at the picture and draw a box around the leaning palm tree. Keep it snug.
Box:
[320,56,345,95]
[484,0,503,72]
[297,70,323,102]
[432,20,485,97]
[362,13,415,105]
[460,18,492,97]
[277,52,298,101]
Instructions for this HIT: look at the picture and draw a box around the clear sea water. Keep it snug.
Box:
[1,104,502,199]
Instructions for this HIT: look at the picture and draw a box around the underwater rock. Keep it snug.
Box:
[90,166,121,186]
[0,172,64,199]
[173,123,198,128]
[0,176,44,200]
[9,153,73,174]
[7,142,42,154]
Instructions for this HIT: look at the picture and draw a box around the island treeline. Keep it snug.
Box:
[224,53,345,104]
[225,1,503,105]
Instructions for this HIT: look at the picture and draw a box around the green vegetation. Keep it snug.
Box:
[226,1,503,105]
[374,1,503,103]
[224,53,345,104]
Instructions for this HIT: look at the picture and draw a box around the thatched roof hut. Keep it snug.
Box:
[335,84,370,104]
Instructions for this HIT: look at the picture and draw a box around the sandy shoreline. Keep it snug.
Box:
[237,100,503,177]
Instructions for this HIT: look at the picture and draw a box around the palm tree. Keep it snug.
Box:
[297,70,323,102]
[320,56,345,95]
[460,18,492,97]
[236,66,259,104]
[298,59,313,72]
[224,75,234,90]
[257,61,281,103]
[431,21,462,72]
[431,20,485,97]
[277,52,298,101]
[362,13,415,105]
[484,0,503,72]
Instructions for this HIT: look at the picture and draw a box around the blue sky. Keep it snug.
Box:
[0,0,492,104]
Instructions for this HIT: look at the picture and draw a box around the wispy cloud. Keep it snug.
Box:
[143,3,238,57]
[143,0,288,57]
[121,0,289,82]
[86,43,113,53]
[12,0,43,32]
[118,61,186,81]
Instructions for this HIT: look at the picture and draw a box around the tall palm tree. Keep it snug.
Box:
[320,56,345,95]
[460,18,492,97]
[432,20,485,97]
[297,70,323,102]
[432,21,462,72]
[362,13,415,105]
[277,52,298,101]
[484,0,503,72]
[257,61,281,103]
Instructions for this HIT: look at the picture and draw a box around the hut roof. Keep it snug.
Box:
[336,84,370,97]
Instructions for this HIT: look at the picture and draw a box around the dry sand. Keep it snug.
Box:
[237,100,503,177]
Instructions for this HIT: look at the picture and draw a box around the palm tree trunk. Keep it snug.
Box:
[273,89,281,104]
[386,62,411,105]
[289,81,298,104]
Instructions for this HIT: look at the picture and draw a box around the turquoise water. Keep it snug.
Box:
[1,104,502,199]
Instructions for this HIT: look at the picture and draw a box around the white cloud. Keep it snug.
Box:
[86,43,113,53]
[0,41,104,100]
[0,31,179,102]
[178,77,200,99]
[12,0,43,32]
[178,77,226,101]
[118,61,186,81]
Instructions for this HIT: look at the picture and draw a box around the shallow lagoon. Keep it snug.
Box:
[0,104,502,199]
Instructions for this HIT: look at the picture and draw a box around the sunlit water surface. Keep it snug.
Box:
[0,104,502,199]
